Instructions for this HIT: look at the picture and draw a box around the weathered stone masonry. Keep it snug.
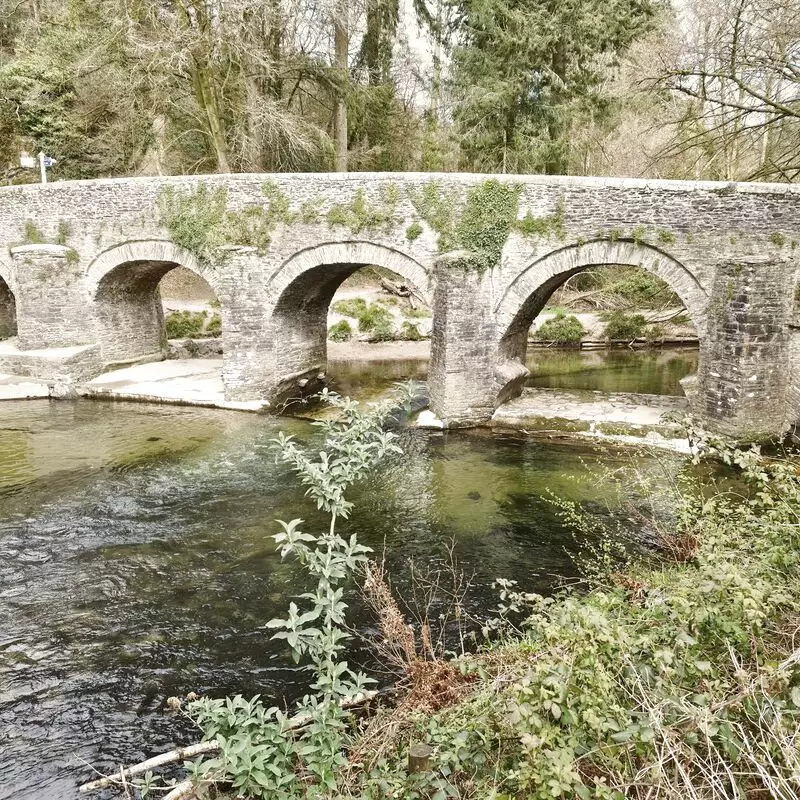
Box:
[1,172,799,440]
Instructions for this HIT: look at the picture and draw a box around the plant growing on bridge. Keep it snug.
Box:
[326,186,399,233]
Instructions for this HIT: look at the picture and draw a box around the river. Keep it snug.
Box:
[0,349,696,798]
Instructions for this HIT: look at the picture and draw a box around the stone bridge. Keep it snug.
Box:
[0,172,799,440]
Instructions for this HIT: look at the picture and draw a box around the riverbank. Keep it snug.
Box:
[336,441,800,799]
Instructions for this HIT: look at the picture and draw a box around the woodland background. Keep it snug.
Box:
[0,0,798,183]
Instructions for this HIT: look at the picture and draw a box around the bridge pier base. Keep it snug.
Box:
[11,245,89,350]
[699,259,793,442]
[429,257,498,427]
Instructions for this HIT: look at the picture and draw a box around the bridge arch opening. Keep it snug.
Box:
[264,242,432,400]
[89,243,223,370]
[0,275,17,341]
[494,240,707,406]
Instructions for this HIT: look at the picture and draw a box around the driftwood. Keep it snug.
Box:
[78,691,377,797]
[379,278,424,310]
[78,741,220,793]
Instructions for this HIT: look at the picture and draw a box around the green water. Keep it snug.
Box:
[527,347,699,395]
[0,354,689,798]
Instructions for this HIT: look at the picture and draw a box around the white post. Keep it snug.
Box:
[38,151,47,184]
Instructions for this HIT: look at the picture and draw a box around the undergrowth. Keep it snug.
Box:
[535,310,585,345]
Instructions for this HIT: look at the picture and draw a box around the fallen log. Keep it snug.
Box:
[78,690,377,795]
[78,741,220,793]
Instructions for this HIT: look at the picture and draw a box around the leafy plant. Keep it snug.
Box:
[328,319,352,341]
[332,297,368,318]
[399,321,424,341]
[326,186,398,233]
[405,221,423,241]
[602,310,647,340]
[187,391,412,798]
[535,310,585,345]
[516,198,565,239]
[165,310,208,338]
[356,303,393,334]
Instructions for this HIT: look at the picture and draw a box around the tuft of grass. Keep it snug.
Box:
[357,303,393,334]
[164,310,218,339]
[328,319,353,342]
[332,297,369,318]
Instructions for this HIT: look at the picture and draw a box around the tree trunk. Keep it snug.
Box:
[192,59,231,173]
[333,2,349,172]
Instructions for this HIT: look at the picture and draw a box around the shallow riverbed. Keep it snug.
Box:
[0,351,694,798]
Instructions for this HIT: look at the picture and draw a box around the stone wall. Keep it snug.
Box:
[0,172,799,439]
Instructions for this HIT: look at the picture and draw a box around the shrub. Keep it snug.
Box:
[332,297,368,318]
[357,303,393,334]
[328,319,352,341]
[367,317,395,342]
[535,310,585,345]
[205,313,221,337]
[399,321,424,341]
[165,310,208,338]
[603,310,647,340]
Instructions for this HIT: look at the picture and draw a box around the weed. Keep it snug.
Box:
[405,221,423,241]
[332,297,368,318]
[328,319,353,341]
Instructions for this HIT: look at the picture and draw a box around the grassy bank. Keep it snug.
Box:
[346,443,800,799]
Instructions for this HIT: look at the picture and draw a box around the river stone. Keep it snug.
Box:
[416,409,444,429]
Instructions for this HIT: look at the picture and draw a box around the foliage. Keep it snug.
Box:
[404,306,431,319]
[535,310,585,345]
[165,310,218,339]
[157,185,228,263]
[186,391,411,798]
[328,320,353,342]
[405,221,423,241]
[516,198,566,239]
[331,297,368,318]
[23,220,44,244]
[158,182,295,261]
[603,310,648,340]
[448,0,660,174]
[326,187,399,233]
[344,440,800,799]
[399,321,424,341]
[356,303,393,335]
[450,179,521,271]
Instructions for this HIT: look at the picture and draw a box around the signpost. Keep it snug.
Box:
[37,152,56,183]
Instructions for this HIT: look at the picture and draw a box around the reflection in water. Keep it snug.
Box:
[527,347,699,396]
[0,356,685,799]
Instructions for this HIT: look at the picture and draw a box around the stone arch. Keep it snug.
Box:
[87,240,223,367]
[262,241,432,399]
[493,240,708,404]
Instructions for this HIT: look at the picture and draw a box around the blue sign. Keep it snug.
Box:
[42,156,56,168]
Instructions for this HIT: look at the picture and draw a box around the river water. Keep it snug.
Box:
[0,350,695,799]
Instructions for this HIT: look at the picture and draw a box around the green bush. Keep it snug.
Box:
[399,321,424,341]
[206,313,221,337]
[357,303,393,334]
[165,310,208,338]
[603,311,647,340]
[367,317,395,342]
[328,319,352,341]
[405,221,423,241]
[535,310,585,345]
[332,297,368,318]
